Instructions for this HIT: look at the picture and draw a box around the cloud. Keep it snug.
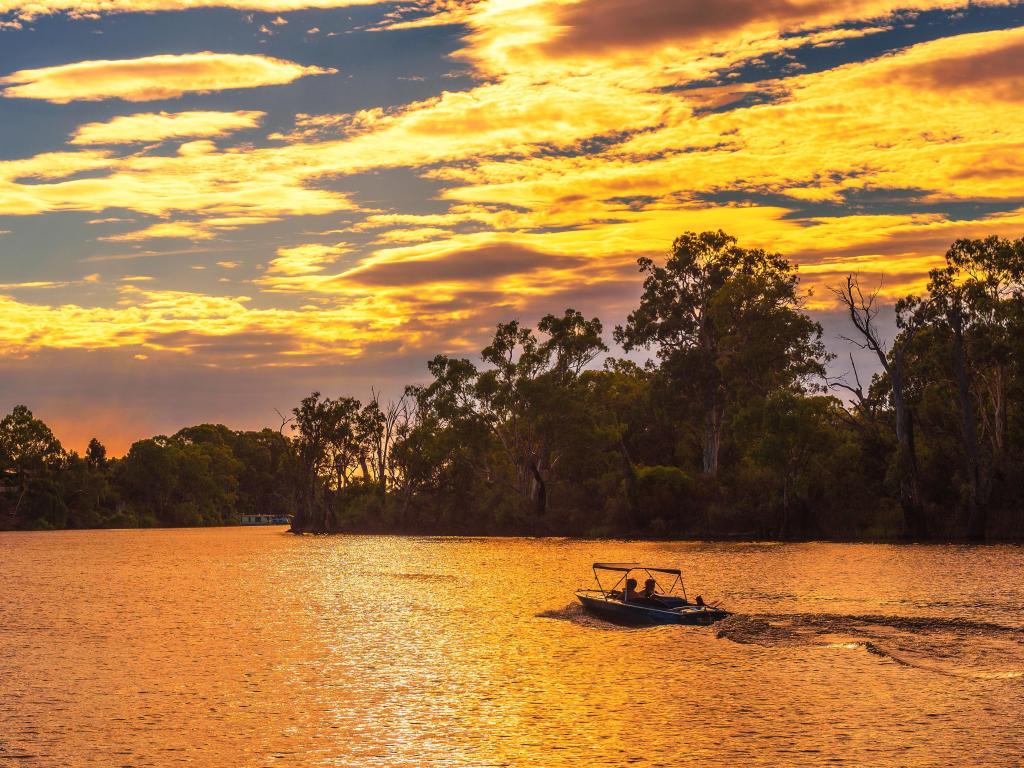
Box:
[265,243,349,276]
[0,52,335,103]
[0,0,381,21]
[543,0,832,56]
[340,243,582,287]
[888,36,1024,101]
[70,110,266,144]
[99,221,222,241]
[0,280,71,289]
[2,0,1024,396]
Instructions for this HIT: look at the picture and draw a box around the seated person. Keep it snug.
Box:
[622,578,641,602]
[643,578,658,599]
[624,577,663,605]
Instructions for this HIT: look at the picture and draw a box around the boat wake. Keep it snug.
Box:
[715,612,1024,679]
[540,602,1024,678]
[537,602,637,629]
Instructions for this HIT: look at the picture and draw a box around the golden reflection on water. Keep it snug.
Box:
[1,529,1023,767]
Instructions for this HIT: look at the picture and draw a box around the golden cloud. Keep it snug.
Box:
[1,52,335,103]
[70,110,266,144]
[266,243,350,276]
[2,1,1024,375]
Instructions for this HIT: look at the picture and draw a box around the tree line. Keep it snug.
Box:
[2,230,1022,540]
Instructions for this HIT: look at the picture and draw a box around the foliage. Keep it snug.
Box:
[615,230,829,475]
[3,231,1024,540]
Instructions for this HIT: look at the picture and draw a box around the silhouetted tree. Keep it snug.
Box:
[616,230,828,476]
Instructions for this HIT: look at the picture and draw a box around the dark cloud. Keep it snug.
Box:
[898,39,1024,99]
[344,243,582,287]
[544,0,831,56]
[791,221,1024,264]
[144,329,307,359]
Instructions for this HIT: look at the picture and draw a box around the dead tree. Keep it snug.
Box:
[831,275,927,539]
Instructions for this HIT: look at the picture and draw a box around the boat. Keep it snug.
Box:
[240,513,293,526]
[576,562,730,625]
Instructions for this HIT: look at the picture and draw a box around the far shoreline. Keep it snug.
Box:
[4,524,1023,546]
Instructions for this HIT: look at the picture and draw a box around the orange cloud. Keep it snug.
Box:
[2,1,1023,375]
[70,110,266,144]
[1,52,335,103]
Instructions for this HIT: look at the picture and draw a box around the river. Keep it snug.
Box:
[1,529,1022,767]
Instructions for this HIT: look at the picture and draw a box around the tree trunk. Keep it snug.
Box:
[892,375,927,539]
[702,401,723,476]
[984,366,1007,508]
[377,445,386,492]
[950,312,986,540]
[618,437,638,529]
[778,476,789,539]
[528,460,547,517]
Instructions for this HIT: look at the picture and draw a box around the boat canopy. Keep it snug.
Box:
[592,562,682,575]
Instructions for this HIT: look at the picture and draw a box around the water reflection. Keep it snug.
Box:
[1,530,1022,766]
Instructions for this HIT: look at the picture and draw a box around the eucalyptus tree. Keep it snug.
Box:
[353,392,408,492]
[475,309,606,517]
[407,309,606,521]
[616,230,827,476]
[904,236,1024,539]
[0,405,66,524]
[833,275,927,539]
[290,392,361,530]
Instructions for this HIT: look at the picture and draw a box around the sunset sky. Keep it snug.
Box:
[1,0,1023,453]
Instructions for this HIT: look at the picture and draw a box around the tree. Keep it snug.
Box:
[904,236,1024,539]
[616,230,827,475]
[115,428,243,526]
[832,275,927,539]
[355,391,408,492]
[403,309,606,526]
[114,438,176,524]
[0,405,66,526]
[289,392,364,530]
[85,438,107,470]
[736,391,859,538]
[475,309,606,517]
[230,428,297,519]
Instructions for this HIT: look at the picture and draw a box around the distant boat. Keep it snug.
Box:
[576,562,730,625]
[240,513,292,526]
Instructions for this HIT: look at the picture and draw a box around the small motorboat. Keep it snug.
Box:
[576,562,730,626]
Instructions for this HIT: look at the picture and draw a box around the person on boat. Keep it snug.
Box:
[623,578,641,602]
[643,578,658,599]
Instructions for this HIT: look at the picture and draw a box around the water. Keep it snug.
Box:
[1,530,1023,767]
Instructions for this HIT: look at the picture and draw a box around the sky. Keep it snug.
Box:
[1,0,1024,453]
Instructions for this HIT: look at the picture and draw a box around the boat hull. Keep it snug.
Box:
[576,593,728,626]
